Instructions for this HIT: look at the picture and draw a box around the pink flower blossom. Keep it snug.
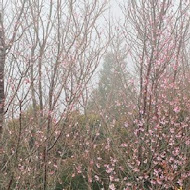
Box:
[109,184,116,190]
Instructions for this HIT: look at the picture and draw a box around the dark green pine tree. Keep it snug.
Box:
[88,52,129,120]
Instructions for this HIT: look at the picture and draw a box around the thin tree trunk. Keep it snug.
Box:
[0,12,5,136]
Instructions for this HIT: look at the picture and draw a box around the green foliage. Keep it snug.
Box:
[87,52,130,121]
[55,174,88,190]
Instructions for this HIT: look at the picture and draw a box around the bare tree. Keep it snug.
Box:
[0,0,109,189]
[0,0,27,137]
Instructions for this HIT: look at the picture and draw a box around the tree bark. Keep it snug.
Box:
[0,12,5,136]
